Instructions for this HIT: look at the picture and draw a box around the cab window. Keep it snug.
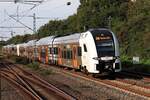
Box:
[78,47,82,56]
[83,44,87,52]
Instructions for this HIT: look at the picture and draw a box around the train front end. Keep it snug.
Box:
[80,28,121,74]
[91,29,121,73]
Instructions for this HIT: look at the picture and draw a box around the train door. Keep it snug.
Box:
[61,48,64,66]
[58,46,62,65]
[53,46,58,65]
[48,46,53,64]
[73,46,78,68]
[45,46,49,64]
[38,47,41,62]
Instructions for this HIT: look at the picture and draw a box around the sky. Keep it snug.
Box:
[0,0,80,40]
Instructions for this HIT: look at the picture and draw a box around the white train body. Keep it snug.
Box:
[3,28,121,74]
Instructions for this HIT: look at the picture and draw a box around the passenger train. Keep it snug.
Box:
[2,28,121,75]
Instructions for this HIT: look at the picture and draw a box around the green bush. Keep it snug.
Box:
[121,55,130,62]
[27,62,40,70]
[121,56,150,73]
[15,56,29,65]
[121,55,133,68]
[141,59,150,65]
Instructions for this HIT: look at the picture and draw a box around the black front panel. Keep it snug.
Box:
[91,29,115,57]
[96,60,114,72]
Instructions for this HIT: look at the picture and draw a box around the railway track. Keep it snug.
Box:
[40,64,150,99]
[0,62,75,100]
[65,71,150,98]
[1,60,149,99]
[119,71,150,82]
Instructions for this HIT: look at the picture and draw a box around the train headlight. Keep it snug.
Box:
[101,57,113,61]
[93,57,101,60]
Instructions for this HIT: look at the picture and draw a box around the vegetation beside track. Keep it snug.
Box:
[121,55,150,74]
[27,62,40,70]
[27,62,53,75]
[6,55,53,76]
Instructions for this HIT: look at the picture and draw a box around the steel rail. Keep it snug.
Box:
[12,65,76,100]
[1,68,42,100]
[1,72,41,100]
[1,62,76,100]
[120,71,150,82]
[40,64,150,99]
[61,70,150,98]
[5,60,150,99]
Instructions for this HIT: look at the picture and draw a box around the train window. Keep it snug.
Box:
[53,48,55,54]
[49,48,52,54]
[54,47,58,54]
[12,47,14,51]
[41,51,46,58]
[34,48,38,53]
[64,51,66,59]
[55,48,58,54]
[41,48,45,53]
[70,50,72,59]
[78,47,82,56]
[67,50,69,59]
[66,50,72,59]
[83,44,87,52]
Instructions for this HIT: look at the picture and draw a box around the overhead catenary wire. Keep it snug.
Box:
[6,11,35,32]
[0,0,70,24]
[0,0,44,24]
[0,0,14,2]
[0,0,72,39]
[0,6,35,25]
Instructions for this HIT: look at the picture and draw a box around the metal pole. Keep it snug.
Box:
[33,13,36,34]
[33,13,37,61]
[17,5,19,21]
[108,16,112,29]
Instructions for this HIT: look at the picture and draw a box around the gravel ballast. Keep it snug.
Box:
[0,77,26,100]
[21,64,148,100]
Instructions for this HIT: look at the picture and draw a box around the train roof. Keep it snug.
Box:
[36,36,54,46]
[88,28,110,32]
[17,43,27,47]
[53,33,80,44]
[26,40,37,46]
[4,44,15,48]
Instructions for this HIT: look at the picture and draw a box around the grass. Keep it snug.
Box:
[39,68,53,76]
[6,55,53,76]
[27,61,53,76]
[27,62,40,70]
[9,56,30,65]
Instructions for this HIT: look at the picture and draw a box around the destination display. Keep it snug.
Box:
[95,34,111,41]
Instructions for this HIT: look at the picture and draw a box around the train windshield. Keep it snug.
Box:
[91,29,115,57]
